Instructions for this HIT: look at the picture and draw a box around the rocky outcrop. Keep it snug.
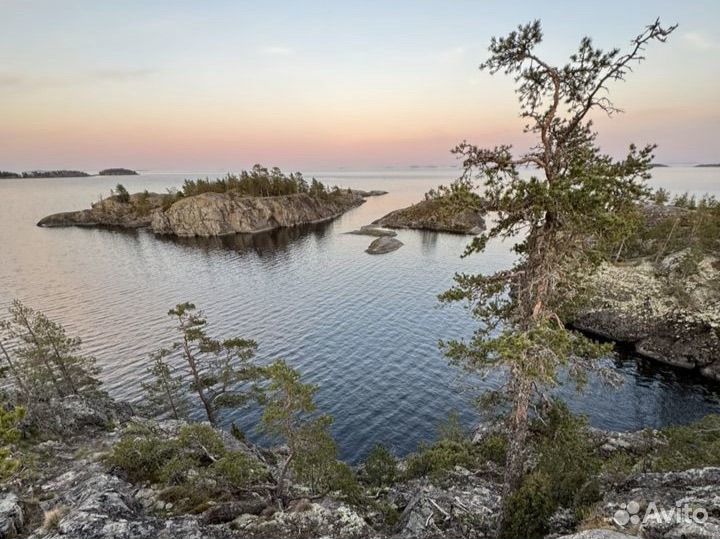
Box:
[151,192,365,237]
[366,237,404,254]
[37,193,169,229]
[559,531,636,539]
[388,470,501,538]
[373,198,485,234]
[585,467,720,539]
[0,493,23,538]
[570,253,720,381]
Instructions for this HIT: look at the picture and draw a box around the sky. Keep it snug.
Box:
[1,0,719,171]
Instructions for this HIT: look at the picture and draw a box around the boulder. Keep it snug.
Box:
[366,237,404,254]
[0,493,23,538]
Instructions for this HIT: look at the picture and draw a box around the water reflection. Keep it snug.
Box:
[154,221,335,257]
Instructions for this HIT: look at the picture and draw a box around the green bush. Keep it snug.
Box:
[404,439,480,479]
[649,414,720,472]
[363,444,397,487]
[477,433,507,465]
[0,405,25,479]
[115,184,130,203]
[501,471,556,539]
[107,423,266,512]
[500,402,601,538]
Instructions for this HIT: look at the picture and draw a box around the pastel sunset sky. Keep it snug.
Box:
[1,0,719,171]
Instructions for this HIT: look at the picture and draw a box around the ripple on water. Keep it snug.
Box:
[1,169,719,462]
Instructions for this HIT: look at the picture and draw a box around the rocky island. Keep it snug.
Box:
[372,196,485,234]
[37,167,371,238]
[98,168,138,176]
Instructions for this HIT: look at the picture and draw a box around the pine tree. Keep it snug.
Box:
[261,359,339,506]
[438,19,676,526]
[141,349,189,420]
[148,302,264,426]
[0,300,99,401]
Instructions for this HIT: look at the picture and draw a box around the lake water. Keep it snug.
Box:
[1,167,719,462]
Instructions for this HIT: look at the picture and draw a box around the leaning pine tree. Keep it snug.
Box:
[438,18,676,520]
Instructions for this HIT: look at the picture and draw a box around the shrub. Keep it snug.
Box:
[115,183,130,203]
[107,422,267,512]
[363,444,397,487]
[0,404,25,479]
[500,471,556,539]
[649,414,720,472]
[477,433,507,465]
[404,439,480,479]
[500,402,601,538]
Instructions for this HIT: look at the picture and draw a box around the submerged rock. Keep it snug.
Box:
[346,225,397,237]
[350,189,388,197]
[373,197,485,234]
[366,237,404,254]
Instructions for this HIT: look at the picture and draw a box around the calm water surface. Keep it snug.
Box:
[1,167,719,461]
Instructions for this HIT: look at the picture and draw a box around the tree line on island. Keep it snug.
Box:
[0,168,138,179]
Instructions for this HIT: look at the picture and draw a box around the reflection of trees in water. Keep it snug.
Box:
[154,221,335,257]
[419,230,438,254]
[616,349,720,428]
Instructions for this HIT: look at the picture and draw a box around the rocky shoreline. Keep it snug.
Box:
[2,394,718,539]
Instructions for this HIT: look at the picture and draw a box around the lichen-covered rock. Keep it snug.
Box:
[151,192,364,237]
[558,531,637,539]
[366,237,404,254]
[389,470,502,538]
[0,493,23,538]
[570,255,720,381]
[373,198,485,234]
[592,467,720,539]
[230,499,371,539]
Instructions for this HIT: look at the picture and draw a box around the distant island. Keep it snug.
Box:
[650,163,668,168]
[696,163,720,168]
[98,168,138,176]
[0,168,137,179]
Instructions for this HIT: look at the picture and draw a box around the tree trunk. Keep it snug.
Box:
[0,340,30,397]
[18,316,64,398]
[498,374,532,535]
[181,336,216,425]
